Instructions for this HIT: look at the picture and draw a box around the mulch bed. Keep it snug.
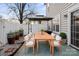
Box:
[0,37,24,56]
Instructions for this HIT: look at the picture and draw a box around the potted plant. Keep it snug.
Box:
[59,32,67,44]
[7,31,15,44]
[41,29,44,35]
[19,29,24,36]
[15,31,19,40]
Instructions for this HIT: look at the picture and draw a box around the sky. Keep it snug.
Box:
[0,3,46,19]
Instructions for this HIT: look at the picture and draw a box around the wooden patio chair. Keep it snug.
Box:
[51,33,56,38]
[23,34,35,55]
[50,34,62,55]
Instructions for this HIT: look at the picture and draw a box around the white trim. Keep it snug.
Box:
[59,13,61,34]
[68,4,79,13]
[67,12,71,45]
[53,31,60,34]
[70,44,79,50]
[61,3,76,14]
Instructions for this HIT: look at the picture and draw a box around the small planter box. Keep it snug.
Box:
[19,30,24,37]
[15,32,19,40]
[59,32,67,44]
[7,33,15,44]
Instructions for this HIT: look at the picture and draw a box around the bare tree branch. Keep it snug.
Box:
[7,3,37,24]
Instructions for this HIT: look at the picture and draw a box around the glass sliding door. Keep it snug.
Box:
[71,9,79,48]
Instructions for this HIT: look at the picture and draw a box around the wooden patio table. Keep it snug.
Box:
[34,32,54,55]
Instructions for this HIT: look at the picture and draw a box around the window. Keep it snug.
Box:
[53,24,59,32]
[56,25,59,32]
[71,9,79,47]
[53,24,55,31]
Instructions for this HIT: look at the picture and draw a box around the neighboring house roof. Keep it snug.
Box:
[27,16,53,21]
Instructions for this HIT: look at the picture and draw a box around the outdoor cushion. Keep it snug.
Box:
[51,33,56,38]
[25,41,34,46]
[24,35,29,41]
[30,37,34,41]
[28,32,32,37]
[54,35,62,46]
[55,35,61,41]
[54,41,60,46]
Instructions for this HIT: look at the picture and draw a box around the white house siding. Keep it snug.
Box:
[46,3,77,45]
[46,3,74,33]
[60,3,76,33]
[60,10,68,33]
[46,3,65,17]
[60,4,77,45]
[46,3,66,34]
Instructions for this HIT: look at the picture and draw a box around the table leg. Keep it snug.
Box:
[49,40,54,56]
[50,41,51,53]
[51,46,54,56]
[33,46,34,55]
[49,41,52,55]
[50,45,51,55]
[37,40,38,52]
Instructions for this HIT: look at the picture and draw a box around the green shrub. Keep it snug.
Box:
[59,32,67,39]
[19,29,24,36]
[19,29,23,31]
[7,31,14,37]
[41,29,44,32]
